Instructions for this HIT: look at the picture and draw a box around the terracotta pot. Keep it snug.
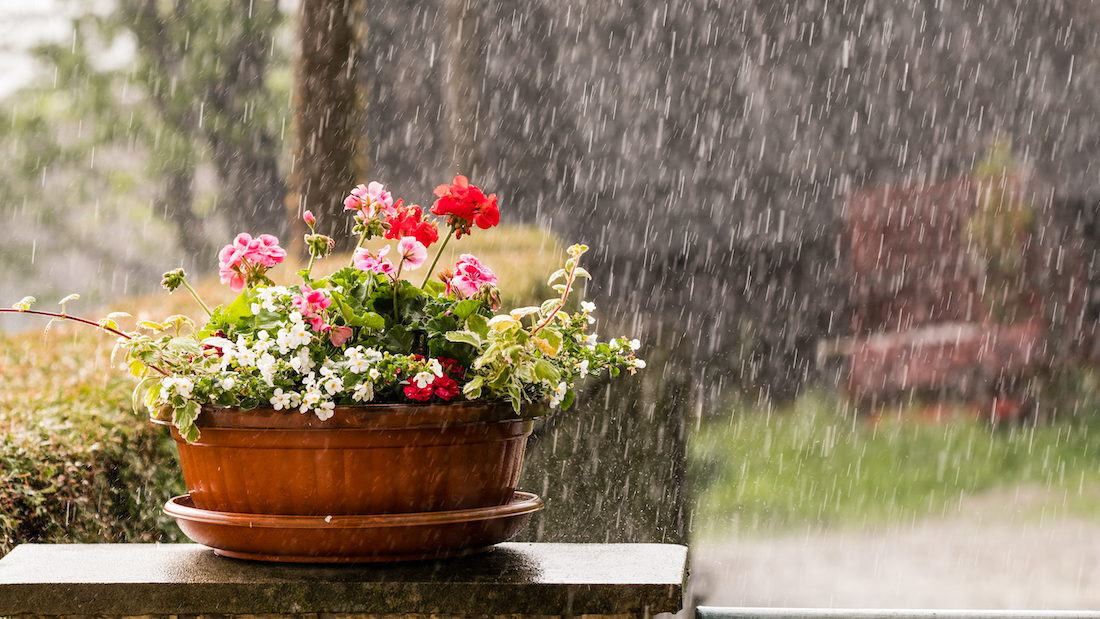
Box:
[156,400,544,516]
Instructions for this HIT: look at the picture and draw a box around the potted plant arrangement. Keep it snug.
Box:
[4,176,644,562]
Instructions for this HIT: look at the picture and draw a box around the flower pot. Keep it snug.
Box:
[155,400,545,516]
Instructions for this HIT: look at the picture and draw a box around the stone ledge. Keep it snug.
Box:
[0,543,686,618]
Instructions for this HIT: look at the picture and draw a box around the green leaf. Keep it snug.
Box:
[379,324,415,354]
[560,389,575,411]
[142,379,163,410]
[336,297,385,329]
[540,299,562,316]
[452,299,484,320]
[533,357,561,382]
[446,330,483,348]
[167,336,202,355]
[463,375,484,399]
[466,313,490,339]
[173,401,201,444]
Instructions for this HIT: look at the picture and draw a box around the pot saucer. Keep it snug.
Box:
[164,491,543,563]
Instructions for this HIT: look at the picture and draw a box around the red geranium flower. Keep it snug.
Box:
[385,200,439,248]
[403,382,434,401]
[438,357,465,379]
[402,372,461,402]
[431,175,500,239]
[432,374,461,401]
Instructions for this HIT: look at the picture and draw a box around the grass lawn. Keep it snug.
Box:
[690,388,1100,538]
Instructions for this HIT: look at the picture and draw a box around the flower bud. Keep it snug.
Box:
[305,234,336,260]
[161,268,187,293]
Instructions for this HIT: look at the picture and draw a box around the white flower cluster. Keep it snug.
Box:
[160,377,194,400]
[155,286,391,421]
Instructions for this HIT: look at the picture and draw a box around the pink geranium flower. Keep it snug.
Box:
[248,234,286,267]
[217,233,286,292]
[451,254,498,297]
[353,246,396,276]
[327,325,353,346]
[344,181,396,219]
[397,237,428,271]
[291,284,333,331]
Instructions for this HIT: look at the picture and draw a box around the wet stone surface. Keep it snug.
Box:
[0,543,686,618]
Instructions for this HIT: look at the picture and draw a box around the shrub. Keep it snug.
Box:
[0,328,184,556]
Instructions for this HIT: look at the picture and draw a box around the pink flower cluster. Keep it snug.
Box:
[344,181,395,219]
[291,284,332,330]
[290,284,353,345]
[450,254,498,298]
[353,237,427,279]
[218,233,287,292]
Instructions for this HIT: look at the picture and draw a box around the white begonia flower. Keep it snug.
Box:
[160,377,180,400]
[314,400,336,421]
[300,386,323,413]
[549,382,567,408]
[234,336,258,367]
[575,359,590,378]
[255,286,289,313]
[284,322,312,350]
[581,301,596,313]
[219,376,236,391]
[322,374,343,396]
[633,358,647,369]
[363,347,383,362]
[275,328,292,354]
[413,371,435,389]
[428,358,444,377]
[584,333,598,349]
[257,352,278,386]
[347,355,371,374]
[162,377,194,400]
[290,347,315,374]
[352,382,374,402]
[270,388,295,410]
[368,367,381,380]
[253,330,273,353]
[629,338,641,351]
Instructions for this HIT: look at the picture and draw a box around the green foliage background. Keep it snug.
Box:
[692,389,1100,537]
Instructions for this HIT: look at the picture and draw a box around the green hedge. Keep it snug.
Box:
[0,329,184,556]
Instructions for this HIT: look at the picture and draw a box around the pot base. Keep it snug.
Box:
[164,492,543,563]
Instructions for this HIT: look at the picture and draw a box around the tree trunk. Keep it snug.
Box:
[442,0,485,177]
[294,0,365,246]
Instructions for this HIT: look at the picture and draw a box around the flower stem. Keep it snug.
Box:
[532,259,577,336]
[347,226,369,269]
[421,227,455,288]
[181,280,213,317]
[0,308,175,377]
[0,308,131,339]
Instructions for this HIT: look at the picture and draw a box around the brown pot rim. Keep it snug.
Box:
[152,399,549,430]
